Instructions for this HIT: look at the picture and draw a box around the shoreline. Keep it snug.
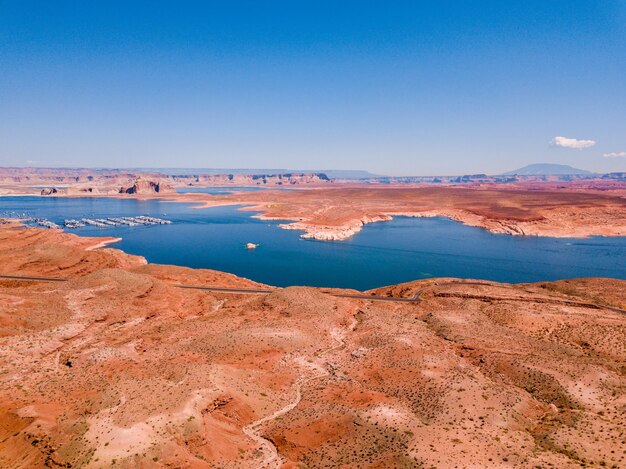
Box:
[3,220,626,292]
[2,208,625,468]
[2,184,626,241]
[84,236,123,251]
[202,202,626,241]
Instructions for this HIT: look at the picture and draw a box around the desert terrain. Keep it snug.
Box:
[192,185,626,240]
[0,222,624,468]
[0,168,333,197]
[2,168,626,241]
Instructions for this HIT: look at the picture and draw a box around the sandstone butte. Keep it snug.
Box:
[0,168,333,198]
[0,220,625,468]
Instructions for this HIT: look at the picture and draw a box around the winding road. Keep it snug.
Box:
[1,274,625,314]
[0,273,448,303]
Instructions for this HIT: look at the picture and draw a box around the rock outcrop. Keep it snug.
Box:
[40,187,58,196]
[119,178,173,195]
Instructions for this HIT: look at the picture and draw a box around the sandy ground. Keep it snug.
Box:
[0,224,624,468]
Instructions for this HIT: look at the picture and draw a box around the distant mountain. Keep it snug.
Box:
[503,163,593,176]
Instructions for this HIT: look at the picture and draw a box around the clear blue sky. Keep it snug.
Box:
[1,1,625,175]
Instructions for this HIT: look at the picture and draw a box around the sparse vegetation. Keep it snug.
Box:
[0,225,624,468]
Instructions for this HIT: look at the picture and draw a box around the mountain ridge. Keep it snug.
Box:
[503,163,593,176]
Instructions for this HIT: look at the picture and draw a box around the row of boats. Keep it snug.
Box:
[33,218,61,229]
[32,215,172,229]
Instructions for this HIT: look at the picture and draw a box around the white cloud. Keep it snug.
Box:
[603,151,626,158]
[551,136,596,149]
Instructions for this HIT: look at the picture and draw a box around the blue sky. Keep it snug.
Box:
[1,1,625,175]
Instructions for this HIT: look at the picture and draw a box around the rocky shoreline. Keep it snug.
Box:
[3,181,626,241]
[248,207,626,241]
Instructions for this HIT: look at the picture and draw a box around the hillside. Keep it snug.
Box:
[0,223,624,468]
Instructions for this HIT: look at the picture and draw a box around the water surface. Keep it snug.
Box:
[2,196,625,289]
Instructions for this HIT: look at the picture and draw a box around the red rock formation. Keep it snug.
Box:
[119,178,173,195]
[0,225,624,467]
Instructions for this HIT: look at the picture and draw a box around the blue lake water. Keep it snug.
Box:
[2,196,625,290]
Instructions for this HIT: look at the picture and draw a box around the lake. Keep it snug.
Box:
[2,196,625,290]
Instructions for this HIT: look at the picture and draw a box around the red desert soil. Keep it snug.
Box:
[187,185,626,240]
[0,224,624,468]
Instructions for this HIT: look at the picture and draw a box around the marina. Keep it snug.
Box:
[26,215,172,230]
[33,218,61,229]
[68,216,172,228]
[1,196,625,289]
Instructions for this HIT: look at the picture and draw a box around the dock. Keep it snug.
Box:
[33,218,61,229]
[27,215,173,230]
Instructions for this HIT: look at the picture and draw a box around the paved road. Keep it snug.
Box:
[176,284,275,295]
[0,274,67,282]
[329,281,491,303]
[1,274,625,313]
[0,275,488,304]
